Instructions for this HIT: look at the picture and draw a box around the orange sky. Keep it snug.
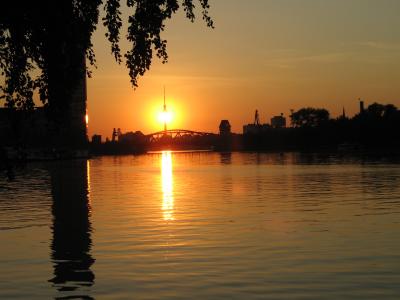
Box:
[87,0,400,138]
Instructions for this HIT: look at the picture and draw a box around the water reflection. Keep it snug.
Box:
[48,160,95,299]
[87,160,91,196]
[219,152,232,165]
[161,151,174,221]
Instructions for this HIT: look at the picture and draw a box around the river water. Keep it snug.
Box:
[1,152,400,299]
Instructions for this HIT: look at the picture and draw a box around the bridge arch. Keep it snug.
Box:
[146,129,214,143]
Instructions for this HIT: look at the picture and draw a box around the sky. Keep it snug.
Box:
[87,0,400,138]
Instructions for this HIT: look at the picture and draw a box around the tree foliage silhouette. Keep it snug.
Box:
[290,107,330,128]
[0,0,213,111]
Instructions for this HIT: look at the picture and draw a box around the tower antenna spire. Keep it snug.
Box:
[163,85,166,110]
[163,86,167,133]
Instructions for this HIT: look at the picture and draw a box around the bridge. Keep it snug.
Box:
[146,89,216,145]
[146,129,215,143]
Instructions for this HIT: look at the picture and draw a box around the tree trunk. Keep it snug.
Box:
[45,1,88,149]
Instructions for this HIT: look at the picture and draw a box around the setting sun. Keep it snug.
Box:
[158,111,173,125]
[145,97,184,133]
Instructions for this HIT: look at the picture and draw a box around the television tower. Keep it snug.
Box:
[163,86,167,134]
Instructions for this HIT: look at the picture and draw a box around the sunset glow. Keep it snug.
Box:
[83,0,400,139]
[158,110,173,125]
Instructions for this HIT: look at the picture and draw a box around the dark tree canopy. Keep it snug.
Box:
[365,102,398,119]
[0,0,213,110]
[290,107,330,128]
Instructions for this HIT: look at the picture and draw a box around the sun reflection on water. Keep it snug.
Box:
[161,151,174,221]
[86,159,92,210]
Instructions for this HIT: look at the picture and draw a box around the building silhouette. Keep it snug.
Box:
[271,114,286,128]
[0,59,88,151]
[0,79,87,150]
[219,120,231,135]
[91,134,102,145]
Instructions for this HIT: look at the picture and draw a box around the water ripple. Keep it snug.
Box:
[1,152,400,299]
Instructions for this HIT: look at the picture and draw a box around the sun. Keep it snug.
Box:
[158,110,173,124]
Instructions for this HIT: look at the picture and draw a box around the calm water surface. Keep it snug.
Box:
[1,152,400,299]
